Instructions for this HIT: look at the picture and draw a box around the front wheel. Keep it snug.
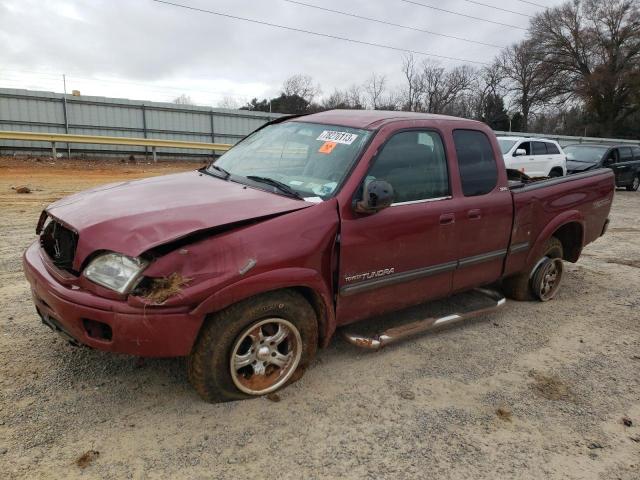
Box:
[188,290,318,402]
[626,175,639,191]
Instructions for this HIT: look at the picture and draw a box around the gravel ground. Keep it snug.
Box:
[0,157,638,479]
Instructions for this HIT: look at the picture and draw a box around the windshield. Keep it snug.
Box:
[211,122,371,200]
[497,139,517,154]
[564,145,608,163]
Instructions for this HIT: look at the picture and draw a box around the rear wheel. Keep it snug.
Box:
[188,290,318,402]
[502,237,564,301]
[531,257,564,301]
[549,168,564,178]
[626,175,639,191]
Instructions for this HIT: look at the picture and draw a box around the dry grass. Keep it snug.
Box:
[139,273,190,304]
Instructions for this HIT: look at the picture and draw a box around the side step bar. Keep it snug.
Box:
[340,288,506,351]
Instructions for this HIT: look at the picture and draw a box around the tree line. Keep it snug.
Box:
[237,0,640,139]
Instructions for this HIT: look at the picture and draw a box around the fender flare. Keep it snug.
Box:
[526,210,585,268]
[191,267,336,347]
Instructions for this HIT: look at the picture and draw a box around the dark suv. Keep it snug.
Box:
[565,144,640,191]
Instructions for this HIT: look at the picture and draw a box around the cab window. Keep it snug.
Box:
[453,129,498,197]
[367,131,449,203]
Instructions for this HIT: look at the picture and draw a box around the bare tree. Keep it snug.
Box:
[401,54,424,111]
[468,61,506,120]
[346,84,365,109]
[421,62,476,114]
[320,86,365,110]
[363,73,387,109]
[216,96,241,109]
[321,89,348,110]
[530,0,640,136]
[377,90,403,111]
[499,39,559,132]
[282,74,321,104]
[173,94,195,105]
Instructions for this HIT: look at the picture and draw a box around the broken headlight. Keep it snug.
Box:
[83,252,148,294]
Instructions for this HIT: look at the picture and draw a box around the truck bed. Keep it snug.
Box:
[503,168,615,278]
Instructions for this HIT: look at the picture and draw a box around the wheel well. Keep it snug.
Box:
[552,223,583,263]
[290,287,327,346]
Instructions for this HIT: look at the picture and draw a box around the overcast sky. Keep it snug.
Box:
[0,0,565,107]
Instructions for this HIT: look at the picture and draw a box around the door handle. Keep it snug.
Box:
[467,209,482,220]
[439,213,455,225]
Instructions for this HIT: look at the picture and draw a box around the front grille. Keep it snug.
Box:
[40,217,78,273]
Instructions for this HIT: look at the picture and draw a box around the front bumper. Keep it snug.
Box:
[22,241,204,357]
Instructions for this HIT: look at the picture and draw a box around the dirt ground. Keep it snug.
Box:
[0,156,638,479]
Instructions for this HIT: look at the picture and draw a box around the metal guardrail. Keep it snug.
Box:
[494,130,640,147]
[0,130,232,161]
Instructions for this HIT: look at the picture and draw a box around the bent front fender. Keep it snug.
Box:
[191,267,336,347]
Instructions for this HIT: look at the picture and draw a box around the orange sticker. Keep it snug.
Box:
[318,141,337,154]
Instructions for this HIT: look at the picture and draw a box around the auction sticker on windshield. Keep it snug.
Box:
[317,130,359,145]
[318,141,337,154]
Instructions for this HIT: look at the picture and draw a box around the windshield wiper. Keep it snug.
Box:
[199,165,230,180]
[245,175,304,200]
[209,164,231,179]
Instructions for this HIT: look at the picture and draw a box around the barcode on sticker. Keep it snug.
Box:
[317,130,358,145]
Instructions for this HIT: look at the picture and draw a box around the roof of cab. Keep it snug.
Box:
[291,109,481,130]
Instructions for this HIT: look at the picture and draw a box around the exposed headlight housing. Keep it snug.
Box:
[83,252,148,294]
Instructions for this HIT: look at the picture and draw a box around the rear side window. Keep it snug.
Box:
[546,143,561,155]
[453,130,498,197]
[619,147,633,162]
[532,142,547,155]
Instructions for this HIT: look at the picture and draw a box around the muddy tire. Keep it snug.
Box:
[502,237,564,301]
[626,175,639,191]
[187,290,317,403]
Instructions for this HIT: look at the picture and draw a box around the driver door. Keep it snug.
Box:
[336,130,457,325]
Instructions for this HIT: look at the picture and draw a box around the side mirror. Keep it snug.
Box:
[603,157,614,166]
[354,180,394,214]
[514,148,527,157]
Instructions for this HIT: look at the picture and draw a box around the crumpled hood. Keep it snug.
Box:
[566,160,597,173]
[46,171,311,269]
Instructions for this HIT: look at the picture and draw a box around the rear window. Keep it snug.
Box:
[546,143,561,154]
[532,142,547,155]
[453,130,498,197]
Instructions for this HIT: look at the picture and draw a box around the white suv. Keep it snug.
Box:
[497,137,567,177]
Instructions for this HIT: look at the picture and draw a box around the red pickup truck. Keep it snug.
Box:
[23,110,614,402]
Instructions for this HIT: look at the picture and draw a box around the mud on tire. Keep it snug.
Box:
[187,290,318,403]
[502,236,564,301]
